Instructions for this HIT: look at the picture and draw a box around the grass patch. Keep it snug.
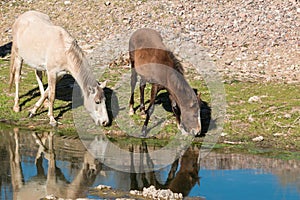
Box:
[223,82,300,150]
[0,58,299,151]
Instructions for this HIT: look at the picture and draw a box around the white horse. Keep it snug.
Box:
[9,11,109,126]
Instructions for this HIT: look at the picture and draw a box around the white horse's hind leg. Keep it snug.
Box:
[29,87,49,116]
[35,70,49,108]
[35,70,45,95]
[12,56,23,112]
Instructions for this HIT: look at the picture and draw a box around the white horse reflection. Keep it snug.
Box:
[8,129,101,200]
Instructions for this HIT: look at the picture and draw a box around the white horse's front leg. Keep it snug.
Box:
[47,73,57,126]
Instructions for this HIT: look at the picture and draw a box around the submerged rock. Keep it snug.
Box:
[130,185,183,200]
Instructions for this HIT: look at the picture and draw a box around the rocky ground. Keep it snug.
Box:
[1,0,299,83]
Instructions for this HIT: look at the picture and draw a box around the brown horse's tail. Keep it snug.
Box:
[9,45,16,91]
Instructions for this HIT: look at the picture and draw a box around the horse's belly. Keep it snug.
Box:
[18,48,47,71]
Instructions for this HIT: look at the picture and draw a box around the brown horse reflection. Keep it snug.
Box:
[129,141,200,197]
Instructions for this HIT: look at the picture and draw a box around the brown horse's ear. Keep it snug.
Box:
[98,80,107,89]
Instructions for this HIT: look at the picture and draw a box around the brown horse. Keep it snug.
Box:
[129,28,201,136]
[9,11,109,126]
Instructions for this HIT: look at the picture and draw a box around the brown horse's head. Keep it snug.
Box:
[178,96,201,136]
[167,69,202,136]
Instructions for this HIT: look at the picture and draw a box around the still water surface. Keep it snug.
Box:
[0,128,299,200]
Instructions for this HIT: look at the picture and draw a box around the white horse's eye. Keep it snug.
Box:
[95,99,101,104]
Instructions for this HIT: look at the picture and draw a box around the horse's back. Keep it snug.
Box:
[129,28,166,52]
[12,11,52,36]
[12,11,73,70]
[129,29,173,70]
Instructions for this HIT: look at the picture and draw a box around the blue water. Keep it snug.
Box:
[196,169,300,200]
[1,130,300,200]
[13,157,300,200]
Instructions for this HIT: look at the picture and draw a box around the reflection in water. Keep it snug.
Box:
[128,141,200,197]
[0,127,300,199]
[7,128,101,200]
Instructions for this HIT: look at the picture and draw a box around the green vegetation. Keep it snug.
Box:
[0,58,299,151]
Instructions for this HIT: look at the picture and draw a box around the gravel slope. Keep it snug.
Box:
[1,0,299,82]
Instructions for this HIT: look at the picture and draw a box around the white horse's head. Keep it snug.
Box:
[84,81,109,126]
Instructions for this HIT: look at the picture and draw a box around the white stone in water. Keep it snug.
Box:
[129,190,137,195]
[179,193,183,199]
[44,194,57,200]
[95,184,112,190]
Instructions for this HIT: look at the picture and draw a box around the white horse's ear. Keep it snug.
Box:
[99,80,107,88]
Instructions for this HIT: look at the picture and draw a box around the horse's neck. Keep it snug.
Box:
[66,41,97,95]
[167,71,197,111]
[68,57,97,95]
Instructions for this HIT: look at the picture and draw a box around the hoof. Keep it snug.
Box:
[141,126,148,137]
[28,112,35,118]
[140,110,146,118]
[139,134,147,138]
[49,120,58,127]
[129,110,134,116]
[13,106,20,112]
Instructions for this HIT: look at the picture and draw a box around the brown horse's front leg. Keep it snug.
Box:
[129,68,137,115]
[169,94,181,124]
[141,84,158,137]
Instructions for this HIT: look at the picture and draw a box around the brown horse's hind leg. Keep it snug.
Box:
[141,84,158,137]
[129,68,137,115]
[139,78,146,116]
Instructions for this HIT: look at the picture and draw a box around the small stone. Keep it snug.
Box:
[221,132,228,137]
[248,96,261,103]
[95,184,112,190]
[122,17,132,24]
[64,0,71,5]
[252,136,264,142]
[273,133,286,137]
[225,60,233,65]
[44,194,57,200]
[248,115,254,122]
[104,1,111,6]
